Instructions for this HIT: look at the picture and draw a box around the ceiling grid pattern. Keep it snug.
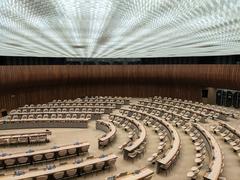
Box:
[0,0,240,58]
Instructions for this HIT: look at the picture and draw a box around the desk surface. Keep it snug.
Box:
[97,120,116,142]
[122,116,146,152]
[219,121,240,138]
[0,142,90,161]
[0,130,51,139]
[122,107,181,166]
[193,124,223,180]
[2,154,117,180]
[115,168,154,180]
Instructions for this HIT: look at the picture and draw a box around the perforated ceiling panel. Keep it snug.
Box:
[0,0,240,58]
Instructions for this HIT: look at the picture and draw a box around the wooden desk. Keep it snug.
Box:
[193,124,223,180]
[113,114,146,159]
[96,120,117,148]
[219,122,240,138]
[0,118,88,130]
[0,142,90,169]
[138,100,208,120]
[108,168,154,180]
[18,105,115,110]
[156,122,181,172]
[0,130,51,145]
[121,107,181,171]
[165,99,232,119]
[122,117,146,159]
[2,154,118,180]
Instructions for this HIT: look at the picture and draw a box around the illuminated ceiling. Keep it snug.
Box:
[0,0,240,58]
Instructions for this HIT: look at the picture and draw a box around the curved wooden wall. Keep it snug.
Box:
[0,65,240,110]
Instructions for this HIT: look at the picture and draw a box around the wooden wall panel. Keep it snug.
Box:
[0,65,240,110]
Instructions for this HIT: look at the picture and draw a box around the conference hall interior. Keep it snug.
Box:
[0,1,240,180]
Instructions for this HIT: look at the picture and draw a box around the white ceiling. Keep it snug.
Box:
[0,0,240,58]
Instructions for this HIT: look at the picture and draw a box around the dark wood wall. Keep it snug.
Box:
[1,65,240,110]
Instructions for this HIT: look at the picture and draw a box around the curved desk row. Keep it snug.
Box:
[49,98,125,105]
[111,114,147,159]
[18,105,116,110]
[0,130,51,146]
[8,112,101,120]
[76,96,127,103]
[219,122,240,138]
[152,97,234,119]
[121,107,181,172]
[2,154,118,180]
[96,120,117,148]
[10,111,106,116]
[0,142,90,169]
[129,104,191,123]
[107,168,154,180]
[0,118,89,130]
[193,124,224,180]
[137,100,207,122]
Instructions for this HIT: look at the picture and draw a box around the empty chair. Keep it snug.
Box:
[51,114,57,119]
[36,175,48,180]
[58,149,67,157]
[37,114,43,119]
[68,148,77,155]
[57,114,63,119]
[107,158,117,167]
[21,115,27,119]
[95,161,105,171]
[66,168,77,177]
[80,114,85,119]
[17,157,28,164]
[81,145,89,153]
[72,114,77,119]
[44,152,54,160]
[33,154,43,162]
[43,114,49,119]
[53,171,64,179]
[66,114,71,118]
[4,159,16,166]
[86,114,92,119]
[83,164,93,174]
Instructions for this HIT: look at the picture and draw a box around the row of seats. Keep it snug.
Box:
[121,106,181,172]
[134,99,226,179]
[131,103,204,127]
[0,119,89,130]
[96,120,117,148]
[213,122,240,156]
[182,123,224,180]
[192,124,224,180]
[106,167,154,180]
[0,142,90,169]
[109,114,147,160]
[9,112,96,120]
[20,103,117,110]
[152,96,238,119]
[138,100,215,121]
[76,96,127,103]
[120,108,169,164]
[11,107,108,114]
[0,130,51,146]
[3,154,117,180]
[51,96,126,104]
